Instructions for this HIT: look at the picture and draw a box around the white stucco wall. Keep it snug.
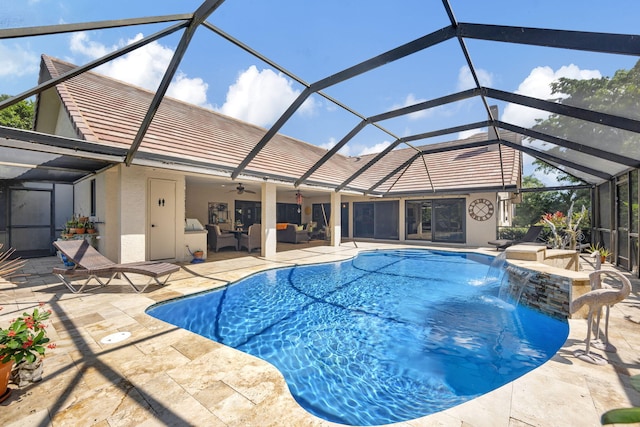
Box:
[73,164,188,263]
[465,193,499,246]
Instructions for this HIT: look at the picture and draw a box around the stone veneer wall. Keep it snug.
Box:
[504,266,572,320]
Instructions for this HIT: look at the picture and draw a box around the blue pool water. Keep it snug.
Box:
[147,249,568,425]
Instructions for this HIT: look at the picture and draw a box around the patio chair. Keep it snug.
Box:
[239,223,261,253]
[487,225,544,250]
[52,240,180,293]
[206,224,238,252]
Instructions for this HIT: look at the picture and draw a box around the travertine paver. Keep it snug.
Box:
[0,242,639,427]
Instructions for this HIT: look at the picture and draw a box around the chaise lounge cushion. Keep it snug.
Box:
[488,225,544,250]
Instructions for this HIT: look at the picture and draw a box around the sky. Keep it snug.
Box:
[1,0,639,186]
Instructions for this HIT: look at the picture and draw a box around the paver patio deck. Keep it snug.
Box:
[1,241,639,426]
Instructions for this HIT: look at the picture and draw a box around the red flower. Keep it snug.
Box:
[47,343,57,349]
[7,331,16,337]
[22,339,33,349]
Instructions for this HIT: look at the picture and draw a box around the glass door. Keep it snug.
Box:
[617,176,630,270]
[432,199,465,243]
[406,200,432,241]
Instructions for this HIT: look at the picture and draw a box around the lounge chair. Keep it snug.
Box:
[239,223,261,253]
[488,225,544,250]
[206,224,238,252]
[52,240,180,293]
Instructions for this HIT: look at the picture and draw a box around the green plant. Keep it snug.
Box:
[537,203,588,249]
[0,303,55,364]
[0,245,55,364]
[0,244,25,279]
[587,243,611,259]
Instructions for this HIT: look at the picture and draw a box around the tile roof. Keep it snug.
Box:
[39,55,521,195]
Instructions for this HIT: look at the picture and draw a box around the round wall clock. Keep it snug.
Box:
[468,198,494,221]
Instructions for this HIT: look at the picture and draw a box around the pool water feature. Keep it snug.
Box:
[147,249,568,426]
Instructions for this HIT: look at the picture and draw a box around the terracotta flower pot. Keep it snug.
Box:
[0,360,13,402]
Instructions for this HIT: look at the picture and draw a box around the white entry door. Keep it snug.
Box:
[149,179,176,260]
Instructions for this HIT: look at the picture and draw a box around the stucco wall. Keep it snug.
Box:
[465,192,499,246]
[74,164,188,263]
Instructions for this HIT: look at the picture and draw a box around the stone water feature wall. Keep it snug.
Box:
[502,244,592,320]
[504,267,572,320]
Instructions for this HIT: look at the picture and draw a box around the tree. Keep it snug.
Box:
[531,160,591,213]
[531,59,640,175]
[513,61,640,230]
[0,94,34,130]
[513,176,563,227]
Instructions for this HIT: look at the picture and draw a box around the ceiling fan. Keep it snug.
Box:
[230,183,256,195]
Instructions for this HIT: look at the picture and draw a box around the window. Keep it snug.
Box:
[312,203,331,228]
[276,203,301,224]
[234,201,261,227]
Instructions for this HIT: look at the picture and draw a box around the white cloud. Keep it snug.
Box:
[458,129,485,140]
[457,65,493,91]
[318,137,349,155]
[358,141,391,155]
[318,137,391,157]
[217,65,318,127]
[69,32,111,58]
[69,32,211,108]
[167,72,210,108]
[0,42,39,78]
[502,64,601,128]
[390,93,429,120]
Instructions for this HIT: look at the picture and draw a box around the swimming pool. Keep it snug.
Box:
[147,249,568,425]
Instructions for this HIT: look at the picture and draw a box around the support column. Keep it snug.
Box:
[261,182,277,257]
[330,192,341,247]
[399,198,406,241]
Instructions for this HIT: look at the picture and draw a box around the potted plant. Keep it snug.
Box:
[86,221,97,234]
[587,243,611,263]
[66,217,78,235]
[0,246,55,400]
[0,304,55,389]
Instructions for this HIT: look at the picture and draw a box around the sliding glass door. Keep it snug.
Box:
[354,201,399,239]
[405,198,465,243]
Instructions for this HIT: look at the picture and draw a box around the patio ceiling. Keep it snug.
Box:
[0,0,639,188]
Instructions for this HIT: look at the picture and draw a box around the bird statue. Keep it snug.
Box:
[570,267,631,365]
